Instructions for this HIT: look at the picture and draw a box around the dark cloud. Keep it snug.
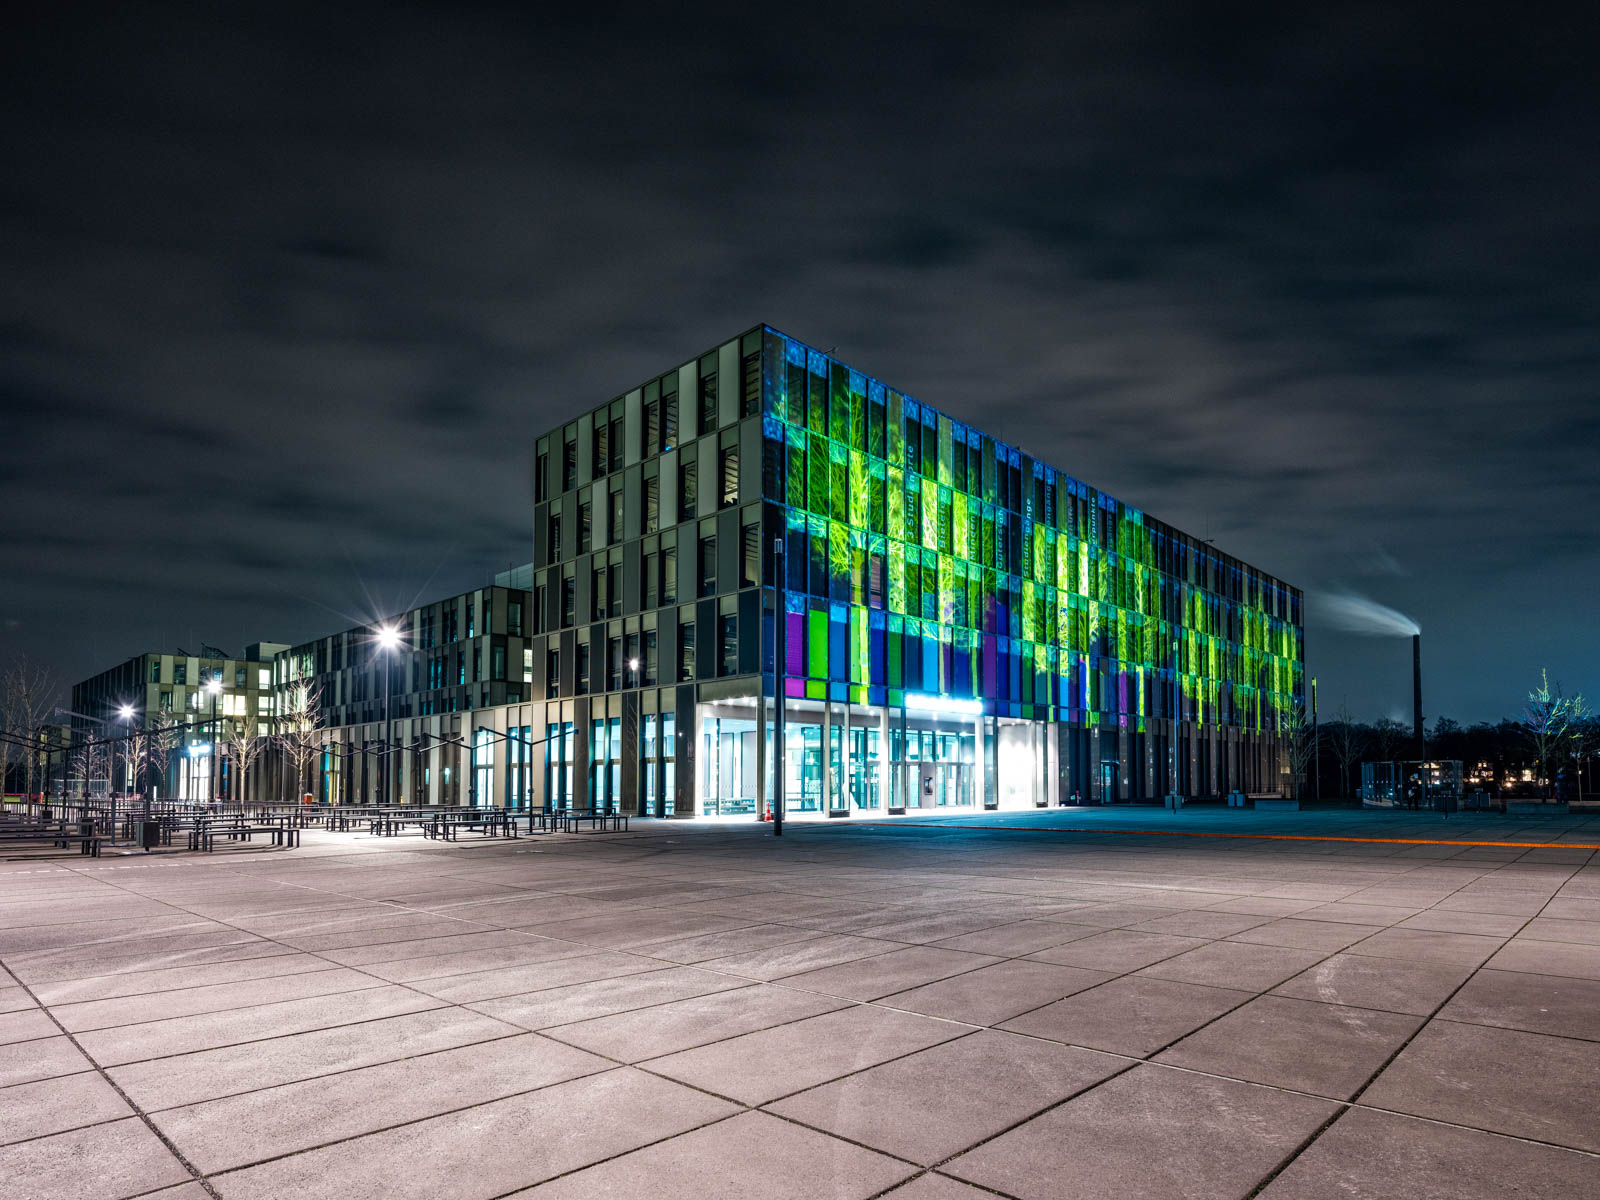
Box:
[1,0,1596,721]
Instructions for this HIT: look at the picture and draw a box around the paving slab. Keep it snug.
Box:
[767,1030,1124,1164]
[1155,994,1423,1098]
[1257,1106,1600,1199]
[1270,952,1474,1015]
[0,1116,192,1200]
[107,1006,523,1109]
[643,1003,970,1105]
[152,1033,611,1172]
[943,1064,1337,1200]
[543,983,848,1062]
[1483,936,1600,980]
[0,1034,96,1087]
[879,958,1114,1026]
[0,1071,133,1145]
[508,1111,914,1199]
[999,975,1248,1057]
[778,945,1000,1001]
[1024,929,1208,972]
[1360,1019,1600,1151]
[1437,967,1600,1039]
[468,965,750,1030]
[1134,940,1326,991]
[210,1067,737,1200]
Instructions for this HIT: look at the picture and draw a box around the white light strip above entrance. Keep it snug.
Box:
[903,694,985,717]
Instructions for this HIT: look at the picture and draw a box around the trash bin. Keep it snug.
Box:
[139,820,162,851]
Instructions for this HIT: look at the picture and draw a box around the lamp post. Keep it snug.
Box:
[377,626,402,807]
[205,678,222,805]
[118,703,136,805]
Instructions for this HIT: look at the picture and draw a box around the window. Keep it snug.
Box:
[159,691,173,713]
[607,562,621,617]
[591,566,606,620]
[645,396,660,454]
[699,535,717,597]
[577,642,591,693]
[698,365,718,434]
[547,511,562,564]
[662,378,678,448]
[662,545,677,604]
[593,420,609,476]
[507,599,523,636]
[523,647,533,682]
[720,614,738,676]
[720,445,739,507]
[149,659,161,683]
[643,629,658,685]
[492,644,506,681]
[607,636,622,690]
[466,599,475,639]
[174,663,187,684]
[609,489,624,543]
[643,551,658,609]
[679,459,697,521]
[609,417,623,472]
[740,349,760,417]
[644,476,659,534]
[472,647,482,682]
[562,574,575,626]
[741,521,760,587]
[579,501,592,553]
[678,622,695,681]
[562,436,577,490]
[546,648,560,698]
[235,667,246,688]
[536,451,549,501]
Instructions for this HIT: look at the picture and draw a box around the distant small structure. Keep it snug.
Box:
[1361,760,1464,811]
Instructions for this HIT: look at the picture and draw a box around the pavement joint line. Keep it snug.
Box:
[885,821,1600,850]
[8,825,1599,1188]
[0,951,227,1200]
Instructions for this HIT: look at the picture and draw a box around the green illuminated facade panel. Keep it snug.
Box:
[759,327,1304,739]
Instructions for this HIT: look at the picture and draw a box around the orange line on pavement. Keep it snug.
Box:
[885,823,1600,851]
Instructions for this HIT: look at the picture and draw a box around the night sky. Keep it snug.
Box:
[3,3,1596,723]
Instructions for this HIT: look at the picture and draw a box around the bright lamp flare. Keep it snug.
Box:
[377,625,402,650]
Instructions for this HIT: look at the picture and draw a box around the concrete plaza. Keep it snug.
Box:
[3,807,1598,1200]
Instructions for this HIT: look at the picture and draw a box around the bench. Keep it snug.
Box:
[0,826,101,857]
[558,809,629,833]
[186,816,301,851]
[426,811,519,841]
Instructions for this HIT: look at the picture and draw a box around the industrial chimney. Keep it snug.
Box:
[1412,633,1425,762]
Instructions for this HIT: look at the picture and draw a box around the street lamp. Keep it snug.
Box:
[118,703,136,803]
[377,625,402,807]
[205,678,222,805]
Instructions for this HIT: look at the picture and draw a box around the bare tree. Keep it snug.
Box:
[69,741,108,799]
[2,655,58,797]
[1280,697,1318,801]
[228,714,266,805]
[1524,669,1582,799]
[1370,717,1409,765]
[1325,701,1369,799]
[275,681,325,801]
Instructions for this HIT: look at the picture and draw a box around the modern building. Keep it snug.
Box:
[68,644,287,799]
[497,323,1306,819]
[271,583,536,806]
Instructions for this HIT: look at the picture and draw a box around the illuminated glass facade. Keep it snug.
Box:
[522,323,1304,817]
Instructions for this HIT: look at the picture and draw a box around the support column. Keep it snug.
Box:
[755,694,767,820]
[879,704,891,812]
[840,699,851,811]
